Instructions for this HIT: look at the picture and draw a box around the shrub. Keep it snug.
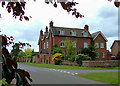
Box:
[75,54,91,66]
[68,55,76,62]
[52,53,62,65]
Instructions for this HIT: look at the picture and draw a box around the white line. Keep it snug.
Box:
[75,73,78,75]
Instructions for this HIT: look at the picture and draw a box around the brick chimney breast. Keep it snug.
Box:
[46,26,48,33]
[84,25,89,31]
[49,21,53,27]
[40,29,43,36]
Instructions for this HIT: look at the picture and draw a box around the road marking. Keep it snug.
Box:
[49,69,78,76]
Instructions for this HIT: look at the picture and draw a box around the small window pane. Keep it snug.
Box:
[102,52,105,58]
[60,41,64,47]
[95,43,99,48]
[100,43,104,48]
[84,42,88,48]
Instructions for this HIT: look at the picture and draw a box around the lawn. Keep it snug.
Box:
[19,62,120,70]
[77,71,119,85]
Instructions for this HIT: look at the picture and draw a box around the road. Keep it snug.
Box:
[18,64,116,85]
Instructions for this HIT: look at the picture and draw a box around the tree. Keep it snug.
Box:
[24,47,32,62]
[0,0,119,21]
[1,35,32,86]
[17,51,25,61]
[81,39,98,60]
[11,44,22,61]
[51,44,64,55]
[62,37,76,60]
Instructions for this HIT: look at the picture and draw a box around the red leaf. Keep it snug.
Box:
[2,2,5,7]
[54,2,57,8]
[114,1,120,8]
[24,16,29,21]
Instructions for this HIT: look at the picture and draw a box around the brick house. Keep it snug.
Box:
[111,40,120,56]
[38,21,109,64]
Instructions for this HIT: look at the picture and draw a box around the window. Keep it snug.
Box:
[47,42,48,49]
[95,43,99,48]
[82,31,88,37]
[44,43,45,49]
[84,42,88,48]
[100,43,104,48]
[60,41,64,47]
[60,29,64,35]
[73,43,76,48]
[96,53,99,58]
[71,30,76,36]
[102,52,105,58]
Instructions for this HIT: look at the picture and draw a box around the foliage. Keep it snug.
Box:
[116,51,120,60]
[0,0,119,21]
[31,49,37,56]
[81,39,98,60]
[75,54,91,66]
[17,51,25,61]
[0,78,10,86]
[51,44,64,55]
[1,35,32,86]
[52,53,62,65]
[62,37,76,59]
[24,47,32,62]
[68,55,76,62]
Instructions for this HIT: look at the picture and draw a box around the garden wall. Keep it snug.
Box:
[60,61,79,66]
[82,60,120,67]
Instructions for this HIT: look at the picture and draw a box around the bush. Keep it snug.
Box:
[52,53,62,65]
[76,54,91,66]
[68,55,76,62]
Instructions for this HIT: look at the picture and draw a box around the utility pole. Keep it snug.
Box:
[0,14,2,80]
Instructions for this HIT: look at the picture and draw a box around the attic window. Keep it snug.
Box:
[71,30,76,36]
[82,31,88,37]
[60,29,64,35]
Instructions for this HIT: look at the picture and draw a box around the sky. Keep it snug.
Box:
[0,0,119,52]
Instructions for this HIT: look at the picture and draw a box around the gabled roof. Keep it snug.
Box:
[111,40,120,49]
[51,26,92,38]
[91,31,108,42]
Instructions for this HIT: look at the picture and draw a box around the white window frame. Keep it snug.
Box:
[83,31,88,37]
[44,42,45,49]
[60,29,64,35]
[47,42,48,49]
[102,52,105,58]
[100,43,104,48]
[60,41,65,47]
[95,43,99,48]
[84,42,88,48]
[71,30,76,36]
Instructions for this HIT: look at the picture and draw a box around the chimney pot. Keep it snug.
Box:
[84,25,89,31]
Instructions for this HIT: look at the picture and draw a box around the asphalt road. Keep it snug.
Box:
[18,64,115,85]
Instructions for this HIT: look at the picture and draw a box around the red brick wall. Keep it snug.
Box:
[53,36,92,53]
[111,42,119,56]
[94,34,108,60]
[82,60,120,67]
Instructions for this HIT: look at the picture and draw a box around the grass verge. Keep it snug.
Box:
[19,62,120,70]
[77,71,119,85]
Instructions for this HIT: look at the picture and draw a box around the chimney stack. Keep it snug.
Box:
[40,29,43,36]
[46,26,48,33]
[84,25,89,31]
[49,21,53,27]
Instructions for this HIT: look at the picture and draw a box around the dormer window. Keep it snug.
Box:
[71,30,76,36]
[60,29,64,35]
[82,31,88,37]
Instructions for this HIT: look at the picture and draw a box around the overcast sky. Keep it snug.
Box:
[0,0,119,52]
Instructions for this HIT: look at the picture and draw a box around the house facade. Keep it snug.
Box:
[111,40,120,56]
[38,21,109,64]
